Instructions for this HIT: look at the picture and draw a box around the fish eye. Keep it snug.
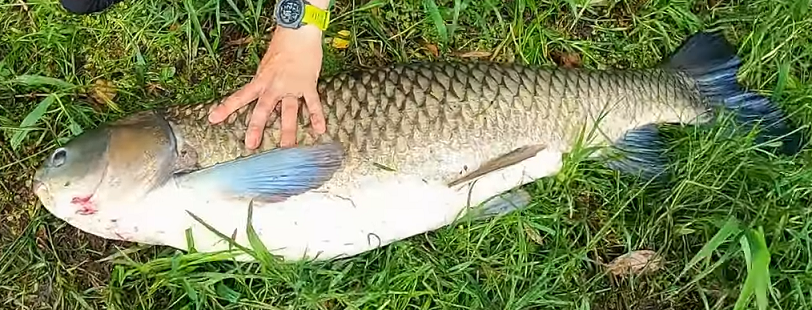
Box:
[50,148,67,167]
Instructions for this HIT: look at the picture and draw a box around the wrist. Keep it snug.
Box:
[274,23,323,40]
[273,0,331,32]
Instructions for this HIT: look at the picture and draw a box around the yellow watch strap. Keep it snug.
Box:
[302,4,330,31]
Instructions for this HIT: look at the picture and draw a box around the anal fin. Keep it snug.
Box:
[605,124,670,181]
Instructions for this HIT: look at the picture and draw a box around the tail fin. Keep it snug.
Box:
[605,32,804,182]
[663,31,804,155]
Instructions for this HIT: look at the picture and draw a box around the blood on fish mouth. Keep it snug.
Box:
[71,195,97,215]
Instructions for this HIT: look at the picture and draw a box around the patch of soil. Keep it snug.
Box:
[691,0,724,14]
[592,289,707,310]
[42,224,134,290]
[0,144,38,242]
[606,0,648,23]
[219,24,255,68]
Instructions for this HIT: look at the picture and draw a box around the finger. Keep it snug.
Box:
[279,96,300,148]
[245,92,279,150]
[303,89,326,136]
[209,83,261,124]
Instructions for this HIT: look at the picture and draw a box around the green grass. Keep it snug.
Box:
[2,0,812,309]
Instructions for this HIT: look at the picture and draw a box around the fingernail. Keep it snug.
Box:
[207,112,219,123]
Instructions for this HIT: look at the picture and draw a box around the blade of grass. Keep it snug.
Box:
[734,228,771,310]
[244,200,277,268]
[183,0,216,60]
[423,0,448,44]
[9,75,75,89]
[10,93,56,150]
[678,217,743,279]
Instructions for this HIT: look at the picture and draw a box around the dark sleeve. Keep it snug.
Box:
[60,0,124,14]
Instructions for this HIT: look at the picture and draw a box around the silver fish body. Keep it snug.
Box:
[32,32,799,261]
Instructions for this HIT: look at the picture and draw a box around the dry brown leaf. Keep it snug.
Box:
[90,79,116,102]
[523,225,545,245]
[146,83,168,96]
[35,226,47,249]
[331,30,352,50]
[606,250,664,276]
[424,42,440,57]
[456,51,493,58]
[551,51,582,68]
[89,79,121,112]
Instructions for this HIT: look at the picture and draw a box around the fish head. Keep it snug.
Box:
[33,126,112,216]
[33,111,179,218]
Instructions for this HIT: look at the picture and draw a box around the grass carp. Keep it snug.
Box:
[32,32,801,261]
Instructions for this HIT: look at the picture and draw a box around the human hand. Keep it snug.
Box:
[208,26,327,149]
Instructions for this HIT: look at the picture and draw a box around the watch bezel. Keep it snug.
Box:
[274,0,306,29]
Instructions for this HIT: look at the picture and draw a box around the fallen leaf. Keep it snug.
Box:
[36,226,47,249]
[456,51,492,58]
[146,83,168,96]
[551,51,582,68]
[523,225,545,245]
[331,30,352,49]
[424,42,440,57]
[89,79,121,113]
[606,250,664,276]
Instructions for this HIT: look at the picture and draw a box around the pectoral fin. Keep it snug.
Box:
[448,144,547,187]
[179,142,345,202]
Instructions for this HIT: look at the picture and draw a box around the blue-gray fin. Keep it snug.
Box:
[663,31,804,155]
[469,189,533,220]
[606,123,670,181]
[179,142,345,202]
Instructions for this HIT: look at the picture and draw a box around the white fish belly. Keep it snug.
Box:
[132,147,565,261]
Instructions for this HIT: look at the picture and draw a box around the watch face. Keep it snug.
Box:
[277,0,304,26]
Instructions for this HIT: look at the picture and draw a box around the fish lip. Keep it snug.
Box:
[31,169,46,201]
[32,178,53,210]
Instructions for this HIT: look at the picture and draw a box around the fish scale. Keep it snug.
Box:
[162,61,706,189]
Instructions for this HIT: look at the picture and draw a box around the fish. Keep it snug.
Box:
[31,32,802,262]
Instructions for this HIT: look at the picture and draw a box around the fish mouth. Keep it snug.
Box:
[32,178,54,211]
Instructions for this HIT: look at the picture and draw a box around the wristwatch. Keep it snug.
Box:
[274,0,330,31]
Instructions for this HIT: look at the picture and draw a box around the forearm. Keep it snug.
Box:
[308,0,329,9]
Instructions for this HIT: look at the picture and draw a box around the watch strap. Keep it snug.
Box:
[302,3,330,31]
